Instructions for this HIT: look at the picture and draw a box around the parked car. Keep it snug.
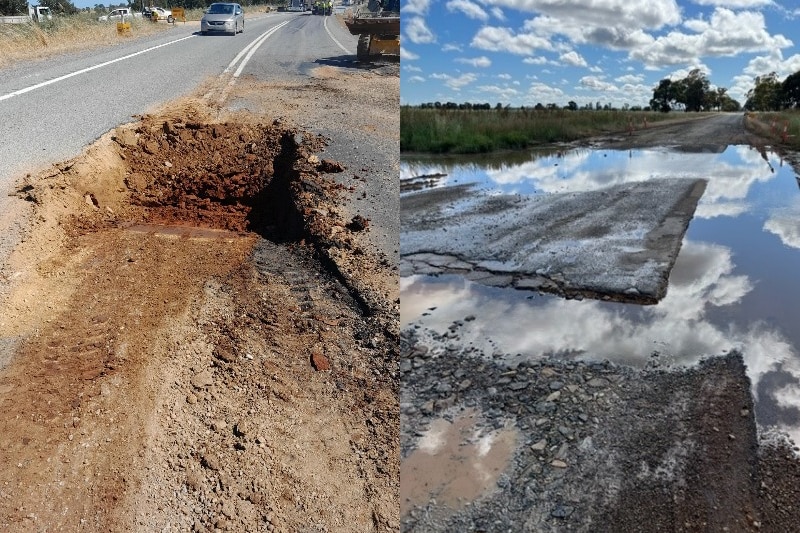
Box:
[143,6,174,23]
[201,3,244,35]
[98,7,141,22]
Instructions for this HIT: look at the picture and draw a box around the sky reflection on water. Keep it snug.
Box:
[401,146,800,445]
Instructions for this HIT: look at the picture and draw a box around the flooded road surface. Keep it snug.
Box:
[402,145,800,448]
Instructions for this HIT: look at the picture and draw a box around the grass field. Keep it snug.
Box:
[401,106,702,154]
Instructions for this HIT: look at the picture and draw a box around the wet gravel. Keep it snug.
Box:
[401,321,800,533]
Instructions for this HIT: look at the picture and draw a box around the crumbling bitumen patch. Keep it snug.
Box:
[401,178,707,303]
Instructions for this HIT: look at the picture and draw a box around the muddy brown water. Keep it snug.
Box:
[401,145,800,513]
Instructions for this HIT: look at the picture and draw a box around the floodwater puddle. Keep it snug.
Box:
[400,408,518,520]
[402,145,800,446]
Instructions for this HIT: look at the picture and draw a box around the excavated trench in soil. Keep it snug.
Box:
[108,116,343,241]
[0,108,395,531]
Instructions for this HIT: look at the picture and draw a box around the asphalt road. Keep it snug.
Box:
[0,11,358,199]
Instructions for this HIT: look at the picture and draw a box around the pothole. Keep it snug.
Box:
[111,115,336,241]
[20,105,353,254]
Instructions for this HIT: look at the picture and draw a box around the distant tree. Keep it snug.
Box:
[39,0,79,14]
[720,96,741,112]
[677,68,710,112]
[0,0,26,15]
[745,73,782,111]
[782,71,800,109]
[534,102,544,110]
[566,100,578,111]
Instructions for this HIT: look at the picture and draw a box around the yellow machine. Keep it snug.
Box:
[344,0,399,61]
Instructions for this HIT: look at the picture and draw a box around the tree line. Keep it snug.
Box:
[410,69,800,114]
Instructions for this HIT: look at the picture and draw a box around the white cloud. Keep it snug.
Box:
[430,72,479,90]
[631,8,792,67]
[579,76,619,92]
[401,46,420,60]
[523,15,656,50]
[481,0,681,29]
[560,50,588,67]
[523,56,550,65]
[442,43,463,52]
[616,74,644,83]
[408,75,426,83]
[477,85,522,99]
[471,26,553,55]
[404,64,423,72]
[446,0,489,20]
[490,6,505,20]
[402,0,431,14]
[406,17,436,44]
[667,64,711,80]
[497,73,512,80]
[526,81,565,103]
[692,0,773,6]
[456,56,493,68]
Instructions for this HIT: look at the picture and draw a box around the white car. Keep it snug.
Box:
[144,6,174,23]
[98,7,141,22]
[201,3,244,36]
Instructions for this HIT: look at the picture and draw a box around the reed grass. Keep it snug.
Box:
[401,106,695,154]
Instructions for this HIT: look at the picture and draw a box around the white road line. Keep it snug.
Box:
[215,20,290,103]
[223,20,290,76]
[0,35,197,102]
[323,16,353,55]
[231,20,290,78]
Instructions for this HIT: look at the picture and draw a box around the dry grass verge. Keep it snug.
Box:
[0,13,178,69]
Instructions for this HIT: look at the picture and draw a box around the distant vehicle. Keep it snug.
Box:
[0,4,51,24]
[312,0,331,15]
[98,7,141,22]
[29,4,51,22]
[287,0,304,12]
[143,6,174,23]
[200,3,244,35]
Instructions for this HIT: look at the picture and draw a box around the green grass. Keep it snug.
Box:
[401,107,696,154]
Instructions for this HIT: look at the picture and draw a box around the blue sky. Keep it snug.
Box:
[400,0,800,108]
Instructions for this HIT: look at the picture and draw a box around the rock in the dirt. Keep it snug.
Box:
[317,159,345,173]
[201,453,221,471]
[214,347,237,363]
[113,129,137,148]
[551,504,574,518]
[586,377,610,388]
[191,370,214,389]
[347,215,370,232]
[311,352,330,371]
